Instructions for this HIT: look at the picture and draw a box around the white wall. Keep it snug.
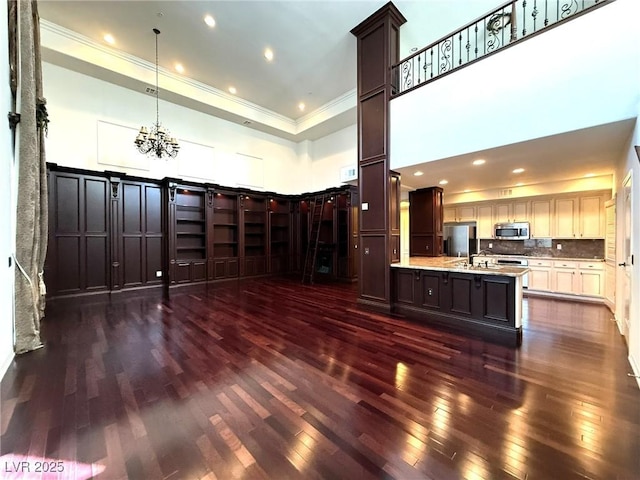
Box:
[43,62,312,194]
[391,0,639,168]
[1,0,16,379]
[309,124,357,192]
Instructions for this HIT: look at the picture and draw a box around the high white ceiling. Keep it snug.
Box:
[37,0,634,195]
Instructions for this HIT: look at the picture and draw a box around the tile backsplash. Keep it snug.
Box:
[478,238,604,259]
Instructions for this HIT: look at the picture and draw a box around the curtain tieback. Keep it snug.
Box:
[13,254,33,289]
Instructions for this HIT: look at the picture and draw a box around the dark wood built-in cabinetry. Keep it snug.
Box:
[167,182,209,285]
[45,165,358,298]
[300,185,359,282]
[241,195,267,277]
[409,186,444,257]
[269,198,291,275]
[392,266,522,346]
[211,191,239,280]
[46,166,165,298]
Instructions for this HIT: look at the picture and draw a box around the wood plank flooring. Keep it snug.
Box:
[2,277,639,479]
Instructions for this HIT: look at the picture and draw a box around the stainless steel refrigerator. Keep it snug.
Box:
[443,223,478,257]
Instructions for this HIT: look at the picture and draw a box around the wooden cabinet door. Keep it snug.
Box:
[512,201,529,222]
[579,270,603,296]
[443,207,456,223]
[554,197,578,238]
[477,205,493,239]
[529,268,552,291]
[494,203,511,224]
[579,195,604,238]
[410,235,435,256]
[457,205,476,222]
[554,269,576,294]
[530,200,552,238]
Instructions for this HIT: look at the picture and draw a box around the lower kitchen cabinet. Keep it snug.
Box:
[528,259,553,291]
[553,260,579,294]
[527,259,604,300]
[578,262,604,296]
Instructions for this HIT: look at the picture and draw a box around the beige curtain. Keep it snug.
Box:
[12,0,48,354]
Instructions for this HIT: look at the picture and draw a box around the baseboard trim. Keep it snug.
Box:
[357,297,392,314]
[524,290,605,305]
[628,353,640,390]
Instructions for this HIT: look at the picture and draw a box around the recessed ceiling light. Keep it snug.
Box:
[228,86,237,94]
[174,63,185,74]
[472,159,485,166]
[103,33,115,45]
[204,15,216,27]
[512,168,525,174]
[264,48,274,61]
[439,179,448,185]
[298,102,305,111]
[584,173,596,178]
[413,171,424,176]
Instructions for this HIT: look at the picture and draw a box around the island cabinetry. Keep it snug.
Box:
[392,266,521,345]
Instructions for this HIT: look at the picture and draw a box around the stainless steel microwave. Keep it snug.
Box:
[494,222,530,240]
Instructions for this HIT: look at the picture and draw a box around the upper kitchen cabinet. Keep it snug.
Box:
[553,192,608,238]
[444,204,476,223]
[530,199,552,238]
[579,194,607,238]
[477,204,494,239]
[493,200,529,224]
[409,187,444,257]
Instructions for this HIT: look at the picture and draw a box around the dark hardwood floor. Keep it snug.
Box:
[2,277,639,479]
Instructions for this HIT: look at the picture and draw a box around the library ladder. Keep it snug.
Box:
[302,194,326,284]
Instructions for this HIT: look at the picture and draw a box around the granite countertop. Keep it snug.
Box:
[392,256,529,277]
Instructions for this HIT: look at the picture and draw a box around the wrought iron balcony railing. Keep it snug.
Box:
[391,0,613,97]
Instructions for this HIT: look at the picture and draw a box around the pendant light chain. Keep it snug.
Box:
[155,28,160,128]
[134,27,180,159]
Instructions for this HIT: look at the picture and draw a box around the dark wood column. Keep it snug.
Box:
[351,2,406,311]
[107,173,122,291]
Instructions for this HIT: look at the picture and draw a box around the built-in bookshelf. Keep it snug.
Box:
[213,192,238,259]
[316,195,335,275]
[269,198,290,274]
[175,188,206,261]
[243,196,266,256]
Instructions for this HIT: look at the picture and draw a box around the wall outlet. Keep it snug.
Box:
[557,244,562,250]
[488,243,493,249]
[156,270,162,278]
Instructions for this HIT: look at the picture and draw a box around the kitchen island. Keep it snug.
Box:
[391,257,529,346]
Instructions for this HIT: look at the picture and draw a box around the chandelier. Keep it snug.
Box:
[134,28,180,159]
